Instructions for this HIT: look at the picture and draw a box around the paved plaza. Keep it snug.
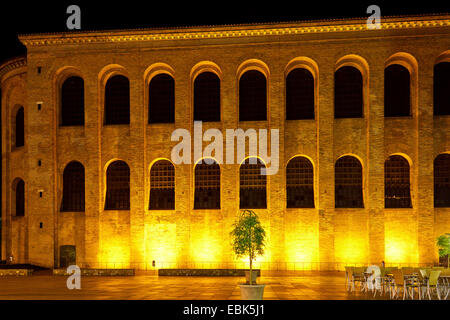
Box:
[0,271,399,300]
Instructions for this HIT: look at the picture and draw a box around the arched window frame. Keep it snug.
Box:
[193,71,221,122]
[12,178,25,217]
[334,155,364,208]
[61,161,85,212]
[384,155,412,208]
[60,76,85,126]
[149,159,175,210]
[105,160,130,210]
[434,153,450,207]
[433,59,450,116]
[144,63,176,124]
[194,159,221,209]
[237,60,270,122]
[239,157,267,209]
[384,52,418,118]
[334,55,369,119]
[14,106,24,148]
[286,156,315,208]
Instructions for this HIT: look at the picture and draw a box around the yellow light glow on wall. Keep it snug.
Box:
[334,213,369,267]
[285,213,319,270]
[385,212,419,265]
[144,224,177,268]
[99,244,130,269]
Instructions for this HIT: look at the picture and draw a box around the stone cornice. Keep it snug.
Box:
[18,14,450,47]
[0,56,27,80]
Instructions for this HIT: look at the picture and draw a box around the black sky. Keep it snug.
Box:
[0,1,449,63]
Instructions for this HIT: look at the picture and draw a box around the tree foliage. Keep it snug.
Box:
[436,233,450,267]
[230,210,266,284]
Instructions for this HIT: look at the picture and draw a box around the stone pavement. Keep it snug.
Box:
[0,271,395,300]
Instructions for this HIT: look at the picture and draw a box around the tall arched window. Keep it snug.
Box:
[61,76,84,126]
[148,73,175,123]
[434,154,450,207]
[15,107,24,148]
[385,155,412,208]
[240,158,267,209]
[286,156,314,208]
[239,70,267,121]
[434,62,450,115]
[149,160,175,210]
[385,64,410,117]
[286,68,314,120]
[15,179,25,217]
[194,160,220,209]
[105,160,130,210]
[335,156,364,208]
[104,75,130,125]
[194,72,220,122]
[61,161,85,212]
[334,66,363,118]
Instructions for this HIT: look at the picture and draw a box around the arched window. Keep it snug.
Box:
[194,72,220,122]
[61,76,84,126]
[385,155,412,208]
[15,179,25,216]
[335,156,364,208]
[286,157,314,208]
[434,62,450,116]
[385,64,410,117]
[149,73,175,123]
[239,70,267,121]
[149,160,175,210]
[434,154,450,207]
[240,158,267,209]
[334,66,363,118]
[15,107,24,148]
[61,161,85,212]
[104,75,130,125]
[286,68,314,120]
[194,160,220,209]
[105,160,130,210]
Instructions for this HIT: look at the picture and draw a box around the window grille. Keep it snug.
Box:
[286,157,314,208]
[194,161,220,209]
[240,158,267,209]
[61,161,85,212]
[149,160,175,210]
[105,161,130,210]
[385,155,412,208]
[335,156,364,208]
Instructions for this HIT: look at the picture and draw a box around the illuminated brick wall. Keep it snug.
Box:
[1,15,450,270]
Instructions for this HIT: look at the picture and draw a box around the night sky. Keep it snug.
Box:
[0,1,449,64]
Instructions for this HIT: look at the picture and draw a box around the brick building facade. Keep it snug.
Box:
[1,15,450,270]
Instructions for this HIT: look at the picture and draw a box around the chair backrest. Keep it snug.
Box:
[419,269,430,279]
[391,269,404,286]
[428,270,441,286]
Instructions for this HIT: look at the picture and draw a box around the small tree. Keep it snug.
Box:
[436,233,450,268]
[230,210,266,285]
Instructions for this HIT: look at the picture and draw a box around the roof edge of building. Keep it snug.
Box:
[17,13,450,45]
